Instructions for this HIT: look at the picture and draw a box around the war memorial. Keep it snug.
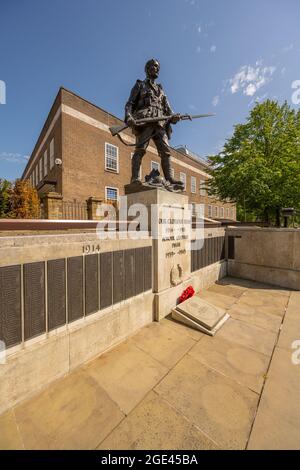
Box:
[0,59,299,452]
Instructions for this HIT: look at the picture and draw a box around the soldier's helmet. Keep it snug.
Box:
[145,59,160,75]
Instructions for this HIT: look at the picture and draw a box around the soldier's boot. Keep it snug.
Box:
[161,157,184,186]
[131,149,145,183]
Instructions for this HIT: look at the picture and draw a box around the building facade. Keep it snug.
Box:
[21,87,236,221]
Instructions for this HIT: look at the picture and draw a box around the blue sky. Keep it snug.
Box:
[0,0,299,181]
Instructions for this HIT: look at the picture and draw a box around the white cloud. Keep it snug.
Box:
[197,25,201,33]
[282,43,294,53]
[212,95,219,107]
[196,45,201,53]
[210,45,216,53]
[189,104,197,110]
[227,61,276,97]
[281,67,286,76]
[0,152,29,163]
[245,83,257,96]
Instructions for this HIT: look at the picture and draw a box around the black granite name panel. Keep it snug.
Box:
[0,265,22,348]
[68,256,84,322]
[47,259,66,331]
[113,250,125,304]
[85,254,99,315]
[100,251,113,310]
[191,236,225,272]
[24,262,45,340]
[125,249,135,300]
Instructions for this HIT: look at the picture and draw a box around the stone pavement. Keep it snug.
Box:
[0,277,299,450]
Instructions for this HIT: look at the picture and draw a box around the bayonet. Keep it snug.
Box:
[109,113,215,137]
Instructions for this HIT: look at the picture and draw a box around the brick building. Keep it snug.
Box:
[21,87,236,221]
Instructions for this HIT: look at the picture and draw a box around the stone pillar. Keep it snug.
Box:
[41,192,63,220]
[126,188,192,320]
[87,197,104,220]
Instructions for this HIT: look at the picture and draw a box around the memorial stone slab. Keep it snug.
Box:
[177,296,226,330]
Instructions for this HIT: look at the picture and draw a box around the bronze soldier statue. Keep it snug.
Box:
[125,59,183,188]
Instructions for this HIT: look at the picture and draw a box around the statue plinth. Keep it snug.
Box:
[124,181,164,195]
[126,187,192,320]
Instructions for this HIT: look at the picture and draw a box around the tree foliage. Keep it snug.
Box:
[7,179,40,219]
[0,179,12,217]
[208,100,300,225]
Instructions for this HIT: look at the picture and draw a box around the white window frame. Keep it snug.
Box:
[226,208,229,219]
[191,176,196,194]
[220,207,224,219]
[170,168,175,179]
[43,150,48,177]
[231,208,235,220]
[208,205,212,218]
[131,153,142,179]
[214,206,219,218]
[105,186,119,202]
[179,172,186,189]
[105,143,119,173]
[151,161,160,172]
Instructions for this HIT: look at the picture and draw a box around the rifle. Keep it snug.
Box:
[109,113,215,137]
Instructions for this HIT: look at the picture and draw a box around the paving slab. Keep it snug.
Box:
[257,347,300,424]
[84,340,168,415]
[98,391,218,450]
[189,335,270,394]
[130,321,196,369]
[155,355,259,449]
[285,291,300,321]
[196,290,237,310]
[277,317,300,351]
[248,406,300,450]
[228,302,282,333]
[248,347,300,449]
[14,370,124,450]
[238,291,289,317]
[207,282,246,299]
[217,318,277,357]
[161,315,205,342]
[220,277,290,296]
[0,410,23,450]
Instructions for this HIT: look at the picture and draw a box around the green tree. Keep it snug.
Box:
[208,100,300,225]
[0,179,12,217]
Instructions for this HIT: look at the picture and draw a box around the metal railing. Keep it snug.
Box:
[62,200,88,220]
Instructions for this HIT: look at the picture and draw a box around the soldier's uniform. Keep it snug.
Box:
[125,78,174,183]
